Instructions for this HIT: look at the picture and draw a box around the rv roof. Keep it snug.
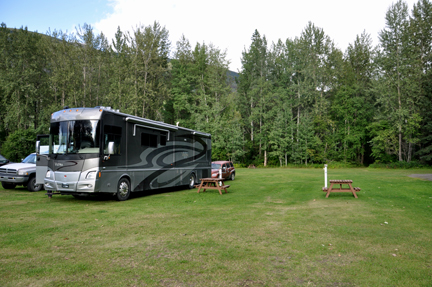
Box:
[51,107,211,137]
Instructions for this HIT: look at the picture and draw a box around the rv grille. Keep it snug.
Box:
[0,168,17,174]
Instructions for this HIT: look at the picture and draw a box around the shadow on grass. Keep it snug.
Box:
[46,185,191,202]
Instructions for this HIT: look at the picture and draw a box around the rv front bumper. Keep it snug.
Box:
[44,179,99,192]
[44,170,100,193]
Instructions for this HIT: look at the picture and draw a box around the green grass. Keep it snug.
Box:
[1,168,431,286]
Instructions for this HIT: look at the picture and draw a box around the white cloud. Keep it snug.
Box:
[94,0,419,72]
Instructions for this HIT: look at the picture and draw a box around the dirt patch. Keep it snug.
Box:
[408,174,432,181]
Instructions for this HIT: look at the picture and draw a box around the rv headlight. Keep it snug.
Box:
[45,169,54,179]
[86,171,97,179]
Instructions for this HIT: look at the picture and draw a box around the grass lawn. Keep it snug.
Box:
[0,168,431,286]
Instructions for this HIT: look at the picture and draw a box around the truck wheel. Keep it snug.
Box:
[1,182,16,190]
[27,177,43,192]
[116,178,131,201]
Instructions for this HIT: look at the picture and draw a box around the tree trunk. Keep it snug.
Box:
[399,128,402,161]
[408,140,412,163]
[83,66,86,107]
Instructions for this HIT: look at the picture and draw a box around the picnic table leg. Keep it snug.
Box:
[197,181,205,193]
[216,181,223,195]
[203,182,210,193]
[326,183,334,198]
[348,183,358,198]
[221,180,228,194]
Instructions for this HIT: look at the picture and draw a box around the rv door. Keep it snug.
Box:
[36,134,49,185]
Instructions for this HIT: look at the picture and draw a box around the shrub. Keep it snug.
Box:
[1,128,41,162]
[368,161,428,169]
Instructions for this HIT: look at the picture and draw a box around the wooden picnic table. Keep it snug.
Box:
[322,180,360,198]
[196,177,230,195]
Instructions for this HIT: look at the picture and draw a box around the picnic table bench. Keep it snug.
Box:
[196,177,230,195]
[322,180,361,198]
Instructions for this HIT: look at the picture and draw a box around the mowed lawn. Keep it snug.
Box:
[0,168,431,286]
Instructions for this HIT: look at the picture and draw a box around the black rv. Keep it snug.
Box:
[36,106,211,200]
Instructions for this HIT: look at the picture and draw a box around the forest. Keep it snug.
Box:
[0,0,431,167]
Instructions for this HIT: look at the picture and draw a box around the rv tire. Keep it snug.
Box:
[116,178,131,201]
[188,173,196,189]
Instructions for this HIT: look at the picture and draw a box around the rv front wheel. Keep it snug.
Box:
[116,178,131,201]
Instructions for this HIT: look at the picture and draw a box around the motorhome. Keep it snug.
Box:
[36,106,211,200]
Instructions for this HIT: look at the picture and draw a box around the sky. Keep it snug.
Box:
[1,0,420,72]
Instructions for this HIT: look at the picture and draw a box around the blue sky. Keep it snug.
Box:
[0,0,420,71]
[1,0,112,34]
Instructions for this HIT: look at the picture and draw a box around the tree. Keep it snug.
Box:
[1,127,43,162]
[289,23,340,165]
[237,30,272,165]
[76,23,102,107]
[170,36,235,160]
[168,34,196,127]
[0,24,48,132]
[108,26,132,112]
[377,0,421,162]
[43,29,78,111]
[331,31,376,164]
[130,22,170,120]
[410,0,432,163]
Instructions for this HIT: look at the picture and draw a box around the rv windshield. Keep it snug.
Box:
[50,120,101,154]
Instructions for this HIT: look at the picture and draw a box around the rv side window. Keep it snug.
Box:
[141,133,157,148]
[160,134,167,146]
[104,125,122,155]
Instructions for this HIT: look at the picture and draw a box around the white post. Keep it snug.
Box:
[219,168,222,186]
[324,164,328,188]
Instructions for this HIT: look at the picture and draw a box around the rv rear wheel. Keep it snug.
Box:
[116,178,131,201]
[188,173,196,189]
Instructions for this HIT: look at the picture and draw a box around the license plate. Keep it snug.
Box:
[62,183,69,188]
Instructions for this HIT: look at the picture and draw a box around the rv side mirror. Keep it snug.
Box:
[36,141,40,154]
[104,142,115,161]
[107,142,115,155]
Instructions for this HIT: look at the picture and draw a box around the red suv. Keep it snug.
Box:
[211,161,235,180]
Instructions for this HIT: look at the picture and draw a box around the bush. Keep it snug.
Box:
[1,128,41,162]
[368,161,428,169]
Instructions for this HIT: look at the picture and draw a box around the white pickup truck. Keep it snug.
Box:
[0,153,43,191]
